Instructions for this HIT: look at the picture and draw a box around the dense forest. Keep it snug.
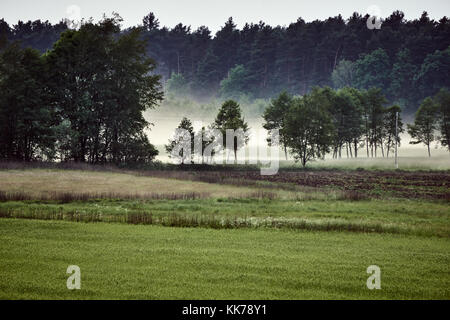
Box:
[0,11,449,164]
[1,10,450,112]
[0,16,163,163]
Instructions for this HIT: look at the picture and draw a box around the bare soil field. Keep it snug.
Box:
[142,170,450,200]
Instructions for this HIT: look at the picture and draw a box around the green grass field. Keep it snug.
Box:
[0,168,449,299]
[0,219,448,299]
[1,198,449,237]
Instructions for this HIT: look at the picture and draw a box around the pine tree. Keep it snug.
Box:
[213,100,249,162]
[165,117,195,164]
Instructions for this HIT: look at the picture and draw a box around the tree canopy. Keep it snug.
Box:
[3,11,450,112]
[0,16,163,164]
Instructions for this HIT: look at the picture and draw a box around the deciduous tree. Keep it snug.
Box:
[407,97,437,157]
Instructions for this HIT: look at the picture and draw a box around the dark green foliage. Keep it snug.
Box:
[362,88,388,157]
[219,65,250,100]
[45,17,163,164]
[434,88,450,151]
[263,87,409,164]
[4,11,450,110]
[213,100,249,161]
[210,17,240,81]
[383,105,404,157]
[354,48,391,92]
[0,43,55,161]
[284,89,335,167]
[262,91,293,159]
[331,60,355,89]
[407,97,438,157]
[165,117,195,164]
[118,132,159,164]
[142,12,160,31]
[192,48,221,96]
[0,18,68,53]
[329,87,365,158]
[415,46,450,99]
[0,16,163,164]
[1,11,450,164]
[389,49,417,110]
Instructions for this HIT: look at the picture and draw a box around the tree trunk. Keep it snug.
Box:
[366,137,369,157]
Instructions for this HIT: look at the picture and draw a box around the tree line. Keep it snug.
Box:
[0,16,163,163]
[263,87,403,166]
[150,10,450,114]
[165,86,449,167]
[1,13,449,166]
[407,89,450,157]
[2,11,450,113]
[263,87,450,166]
[165,100,249,164]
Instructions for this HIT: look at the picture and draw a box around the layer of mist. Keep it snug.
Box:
[145,96,450,168]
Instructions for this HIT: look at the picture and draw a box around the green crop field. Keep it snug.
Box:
[0,219,448,299]
[0,167,449,299]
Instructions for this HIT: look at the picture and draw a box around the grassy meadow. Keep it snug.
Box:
[0,166,449,299]
[0,219,449,299]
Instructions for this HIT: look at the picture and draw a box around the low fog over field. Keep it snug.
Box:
[145,98,450,169]
[145,110,270,163]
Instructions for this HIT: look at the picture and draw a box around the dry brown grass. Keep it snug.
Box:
[0,169,290,199]
[0,167,372,201]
